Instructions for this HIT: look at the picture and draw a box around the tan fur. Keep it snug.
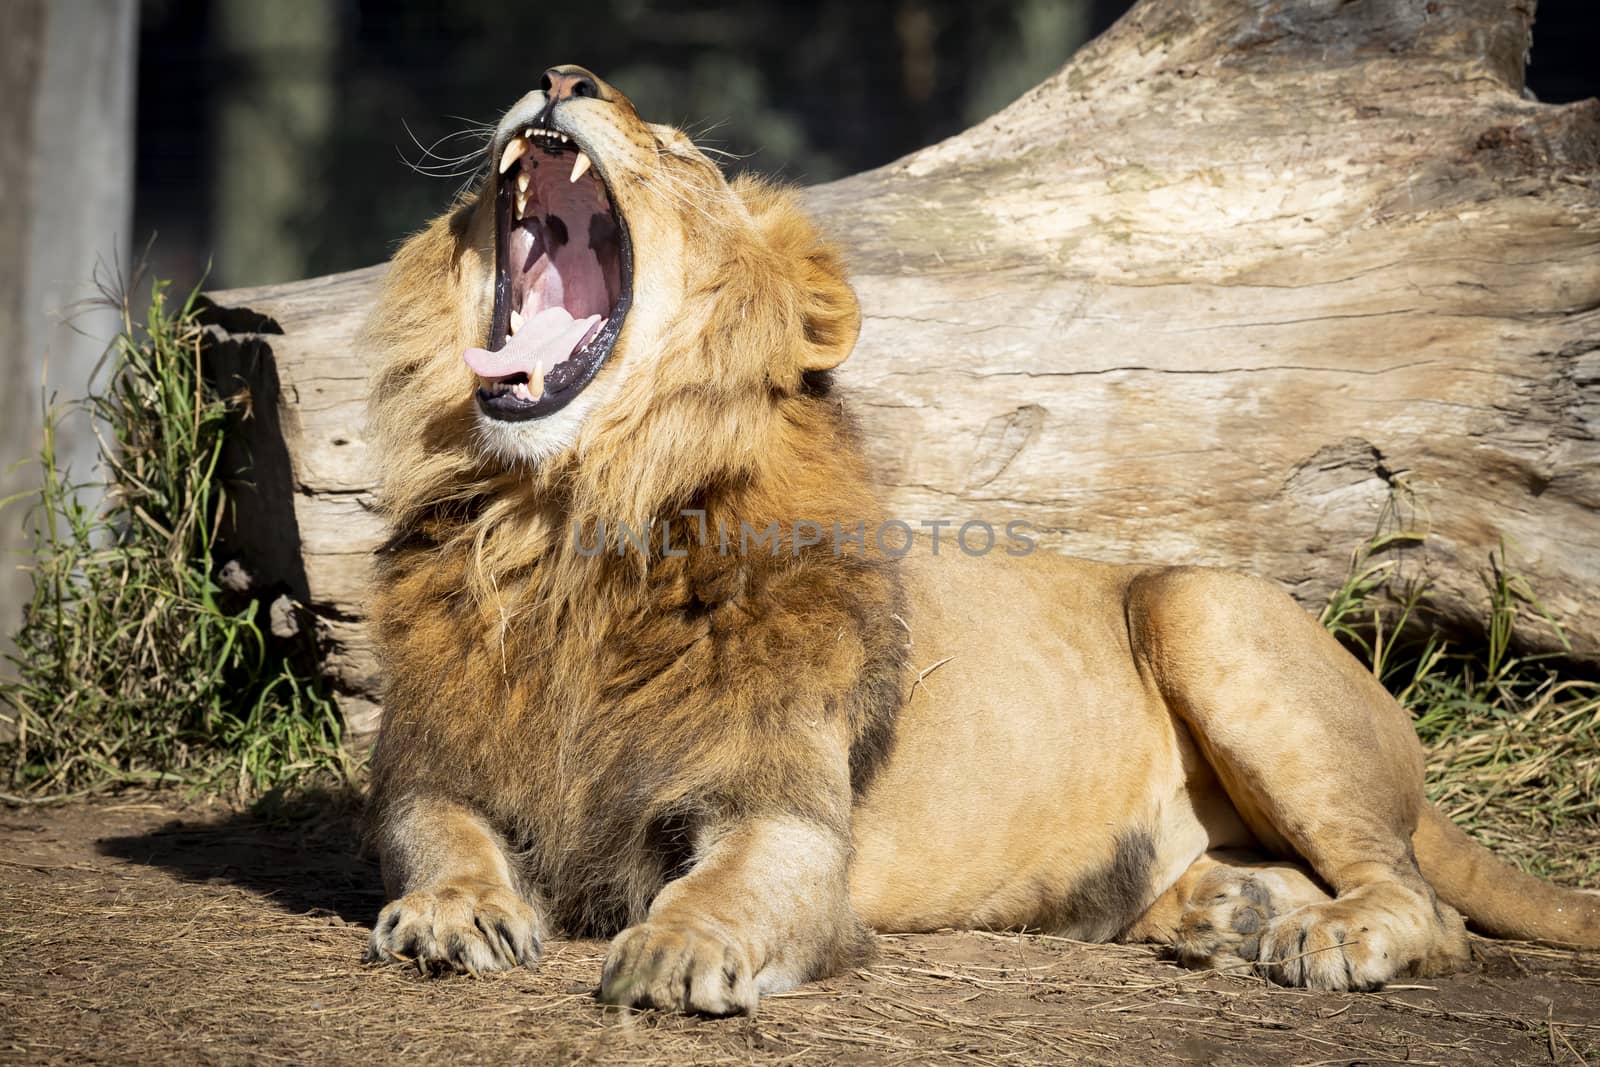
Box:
[364,68,1600,1012]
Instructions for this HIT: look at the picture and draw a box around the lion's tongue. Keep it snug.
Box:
[463,307,601,379]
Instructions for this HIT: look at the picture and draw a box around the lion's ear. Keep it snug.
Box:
[793,246,861,372]
[738,177,862,374]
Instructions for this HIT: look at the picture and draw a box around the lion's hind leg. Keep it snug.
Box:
[1126,567,1471,990]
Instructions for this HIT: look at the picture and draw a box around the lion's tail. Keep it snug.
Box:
[1413,801,1600,947]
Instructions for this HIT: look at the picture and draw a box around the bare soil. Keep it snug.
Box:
[2,798,1597,1066]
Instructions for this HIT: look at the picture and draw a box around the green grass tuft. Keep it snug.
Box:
[1,280,353,801]
[1322,535,1600,885]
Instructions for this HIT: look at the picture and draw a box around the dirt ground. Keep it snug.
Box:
[2,799,1597,1066]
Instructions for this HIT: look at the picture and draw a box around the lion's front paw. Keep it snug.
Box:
[599,920,756,1015]
[367,882,544,975]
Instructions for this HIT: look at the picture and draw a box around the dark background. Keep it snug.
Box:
[133,0,1600,292]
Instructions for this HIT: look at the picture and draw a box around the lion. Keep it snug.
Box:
[362,65,1600,1013]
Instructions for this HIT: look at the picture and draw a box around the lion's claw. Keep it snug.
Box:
[368,883,543,975]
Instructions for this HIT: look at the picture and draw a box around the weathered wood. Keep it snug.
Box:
[204,0,1600,733]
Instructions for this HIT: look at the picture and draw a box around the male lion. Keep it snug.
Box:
[364,66,1599,1013]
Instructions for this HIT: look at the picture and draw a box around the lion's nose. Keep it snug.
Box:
[541,66,601,103]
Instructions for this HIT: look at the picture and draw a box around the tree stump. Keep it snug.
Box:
[203,0,1600,741]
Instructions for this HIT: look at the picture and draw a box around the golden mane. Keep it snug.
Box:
[362,105,905,936]
[366,175,872,606]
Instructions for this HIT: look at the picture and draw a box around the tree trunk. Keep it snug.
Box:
[202,0,1600,741]
[0,0,137,676]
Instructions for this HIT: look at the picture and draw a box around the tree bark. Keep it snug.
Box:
[202,0,1600,738]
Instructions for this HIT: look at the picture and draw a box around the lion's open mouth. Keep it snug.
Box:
[466,124,632,420]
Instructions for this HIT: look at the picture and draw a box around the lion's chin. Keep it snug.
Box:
[467,123,633,423]
[472,378,609,469]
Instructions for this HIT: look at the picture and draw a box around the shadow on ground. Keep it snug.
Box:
[4,798,1597,1065]
[96,787,384,925]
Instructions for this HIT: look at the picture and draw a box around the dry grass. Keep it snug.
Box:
[2,800,1597,1066]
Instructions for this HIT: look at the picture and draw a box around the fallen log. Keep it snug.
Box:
[203,0,1600,739]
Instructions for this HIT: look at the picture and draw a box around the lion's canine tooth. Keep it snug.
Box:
[570,151,592,183]
[510,309,524,335]
[516,171,530,193]
[498,137,526,175]
[531,359,545,397]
